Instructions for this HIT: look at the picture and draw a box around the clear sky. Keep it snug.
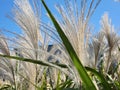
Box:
[0,0,120,34]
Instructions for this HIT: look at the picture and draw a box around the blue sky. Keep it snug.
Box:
[0,0,120,34]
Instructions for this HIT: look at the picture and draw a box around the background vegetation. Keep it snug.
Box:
[0,0,120,90]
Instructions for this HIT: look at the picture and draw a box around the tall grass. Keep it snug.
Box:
[0,0,120,90]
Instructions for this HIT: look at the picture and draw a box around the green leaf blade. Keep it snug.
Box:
[85,67,111,90]
[41,0,96,89]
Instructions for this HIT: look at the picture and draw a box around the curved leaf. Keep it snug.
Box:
[85,67,111,90]
[0,54,67,68]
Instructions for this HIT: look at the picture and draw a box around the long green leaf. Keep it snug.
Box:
[41,0,96,89]
[85,67,111,90]
[0,54,67,68]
